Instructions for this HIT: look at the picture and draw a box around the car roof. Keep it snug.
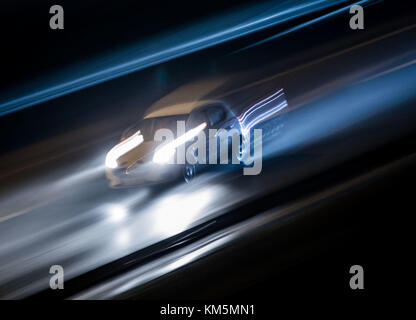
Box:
[143,78,228,119]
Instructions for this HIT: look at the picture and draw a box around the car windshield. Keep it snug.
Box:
[123,115,188,141]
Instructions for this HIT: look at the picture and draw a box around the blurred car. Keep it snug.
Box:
[105,76,287,187]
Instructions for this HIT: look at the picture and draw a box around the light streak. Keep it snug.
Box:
[105,131,144,169]
[238,89,288,135]
[153,122,207,164]
[0,0,357,116]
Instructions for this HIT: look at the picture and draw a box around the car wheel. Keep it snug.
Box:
[239,134,248,162]
[183,164,196,183]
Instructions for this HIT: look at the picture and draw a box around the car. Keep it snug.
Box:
[105,76,288,187]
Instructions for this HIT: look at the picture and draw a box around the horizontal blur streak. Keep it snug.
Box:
[234,0,376,53]
[0,0,357,116]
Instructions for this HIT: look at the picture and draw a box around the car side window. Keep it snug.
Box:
[205,106,226,126]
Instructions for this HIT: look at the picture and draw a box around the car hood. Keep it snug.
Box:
[118,140,159,170]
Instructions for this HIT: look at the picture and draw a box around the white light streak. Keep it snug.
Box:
[153,122,207,164]
[105,131,144,169]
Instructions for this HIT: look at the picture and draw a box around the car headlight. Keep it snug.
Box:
[153,122,207,164]
[105,131,144,169]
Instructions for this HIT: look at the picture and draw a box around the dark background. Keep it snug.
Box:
[0,0,258,89]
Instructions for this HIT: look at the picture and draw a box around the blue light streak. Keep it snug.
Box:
[1,0,355,116]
